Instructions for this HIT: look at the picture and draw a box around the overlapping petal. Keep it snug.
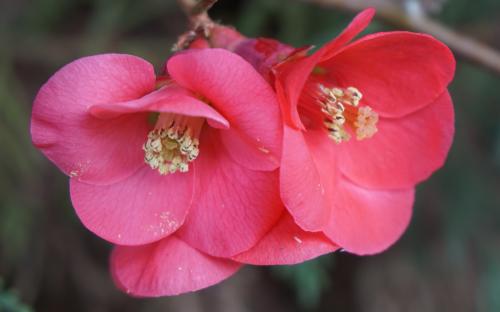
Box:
[320,32,455,117]
[90,84,229,129]
[233,212,338,265]
[111,236,241,297]
[31,54,156,185]
[233,38,294,82]
[209,24,246,50]
[167,48,282,171]
[338,92,454,189]
[274,52,322,129]
[323,178,414,255]
[70,166,195,245]
[318,8,375,61]
[280,127,338,231]
[177,129,283,258]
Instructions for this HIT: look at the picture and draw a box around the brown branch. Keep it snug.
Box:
[303,0,500,76]
[175,0,218,50]
[190,0,218,15]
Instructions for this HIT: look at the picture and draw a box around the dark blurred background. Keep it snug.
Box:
[1,0,499,311]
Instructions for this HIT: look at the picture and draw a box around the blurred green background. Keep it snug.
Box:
[1,0,499,311]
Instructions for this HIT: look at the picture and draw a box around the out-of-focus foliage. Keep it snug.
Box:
[0,279,32,312]
[272,256,334,309]
[0,0,499,311]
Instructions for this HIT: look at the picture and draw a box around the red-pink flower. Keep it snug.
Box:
[275,9,455,255]
[31,48,288,295]
[234,8,455,257]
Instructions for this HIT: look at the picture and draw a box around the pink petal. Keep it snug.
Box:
[177,129,284,257]
[219,127,280,171]
[31,54,156,184]
[111,236,241,297]
[70,166,194,245]
[318,8,375,61]
[323,178,414,255]
[167,48,282,171]
[321,32,455,117]
[233,38,295,82]
[280,126,338,231]
[274,52,322,130]
[339,91,454,189]
[90,84,229,129]
[233,212,339,265]
[209,24,246,50]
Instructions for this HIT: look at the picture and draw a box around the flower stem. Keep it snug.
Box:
[175,0,218,50]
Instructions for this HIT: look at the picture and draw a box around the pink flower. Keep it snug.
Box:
[274,9,455,255]
[231,9,455,257]
[31,48,287,295]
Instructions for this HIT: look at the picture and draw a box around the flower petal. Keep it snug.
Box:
[280,126,338,231]
[177,129,283,257]
[233,212,338,265]
[90,84,230,129]
[321,32,455,117]
[70,166,194,245]
[218,128,280,171]
[167,48,282,171]
[339,91,454,189]
[274,52,322,130]
[209,24,246,50]
[318,8,375,61]
[31,54,156,184]
[233,38,295,82]
[323,178,414,255]
[111,236,241,297]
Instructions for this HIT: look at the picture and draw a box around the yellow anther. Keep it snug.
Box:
[354,106,378,140]
[143,119,201,175]
[317,84,378,144]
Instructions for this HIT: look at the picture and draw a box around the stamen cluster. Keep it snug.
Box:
[318,85,378,143]
[143,125,200,175]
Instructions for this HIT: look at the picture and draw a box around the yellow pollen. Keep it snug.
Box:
[317,84,378,143]
[143,122,200,175]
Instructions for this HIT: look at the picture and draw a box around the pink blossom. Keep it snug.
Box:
[229,9,455,256]
[31,48,285,295]
[274,9,455,255]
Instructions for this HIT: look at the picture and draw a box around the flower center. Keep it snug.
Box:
[316,84,378,143]
[143,113,203,175]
